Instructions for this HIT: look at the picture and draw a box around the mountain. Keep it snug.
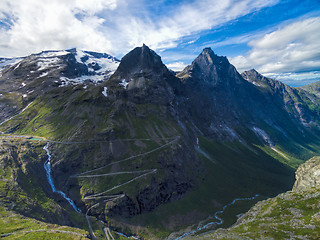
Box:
[242,69,320,127]
[0,49,119,123]
[0,45,320,239]
[107,44,182,104]
[300,80,320,97]
[186,156,320,240]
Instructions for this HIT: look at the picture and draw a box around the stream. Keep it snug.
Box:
[43,143,81,213]
[172,194,260,240]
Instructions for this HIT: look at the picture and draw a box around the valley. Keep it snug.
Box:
[0,45,320,239]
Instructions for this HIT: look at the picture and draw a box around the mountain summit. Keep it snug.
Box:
[113,44,171,79]
[178,47,244,87]
[108,44,181,104]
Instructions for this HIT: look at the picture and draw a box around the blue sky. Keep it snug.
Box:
[0,0,319,86]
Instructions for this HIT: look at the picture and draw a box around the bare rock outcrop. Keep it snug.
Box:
[293,156,320,191]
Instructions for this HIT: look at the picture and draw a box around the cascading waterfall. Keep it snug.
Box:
[43,142,137,239]
[43,143,81,213]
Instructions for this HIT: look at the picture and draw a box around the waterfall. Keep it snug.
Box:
[43,143,81,213]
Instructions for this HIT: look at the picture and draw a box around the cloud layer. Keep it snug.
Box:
[230,17,320,76]
[0,0,117,57]
[0,0,278,57]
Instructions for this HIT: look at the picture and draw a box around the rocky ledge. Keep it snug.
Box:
[293,156,320,191]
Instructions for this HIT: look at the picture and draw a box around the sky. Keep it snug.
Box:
[0,0,319,86]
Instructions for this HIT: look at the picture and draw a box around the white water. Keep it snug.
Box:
[43,143,81,213]
[173,194,260,240]
[116,232,139,239]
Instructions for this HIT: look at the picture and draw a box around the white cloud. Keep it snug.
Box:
[230,17,320,75]
[107,0,279,53]
[0,0,117,57]
[264,71,320,87]
[0,0,278,57]
[166,62,187,71]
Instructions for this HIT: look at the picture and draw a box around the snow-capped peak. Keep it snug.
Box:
[0,48,120,87]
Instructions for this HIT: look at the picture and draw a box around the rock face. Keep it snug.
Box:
[187,157,320,240]
[107,44,181,105]
[242,69,320,127]
[293,156,320,191]
[179,48,244,87]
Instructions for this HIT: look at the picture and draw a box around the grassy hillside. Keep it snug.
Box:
[0,206,89,240]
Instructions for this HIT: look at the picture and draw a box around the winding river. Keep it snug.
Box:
[173,194,260,240]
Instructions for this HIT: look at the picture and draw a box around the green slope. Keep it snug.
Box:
[0,206,89,240]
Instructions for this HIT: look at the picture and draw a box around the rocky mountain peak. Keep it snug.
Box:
[184,47,243,86]
[107,45,181,104]
[241,69,261,80]
[113,44,170,79]
[196,47,229,67]
[241,69,289,92]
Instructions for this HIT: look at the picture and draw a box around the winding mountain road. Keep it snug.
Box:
[0,101,34,130]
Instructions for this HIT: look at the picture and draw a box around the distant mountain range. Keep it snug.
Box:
[0,45,320,239]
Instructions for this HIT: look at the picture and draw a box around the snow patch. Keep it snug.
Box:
[74,49,119,74]
[22,94,27,98]
[59,75,104,86]
[119,79,129,89]
[58,49,120,87]
[38,72,49,78]
[37,57,59,71]
[0,58,23,71]
[21,82,26,87]
[40,50,68,58]
[252,127,274,147]
[13,62,22,71]
[102,87,108,97]
[75,49,86,63]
